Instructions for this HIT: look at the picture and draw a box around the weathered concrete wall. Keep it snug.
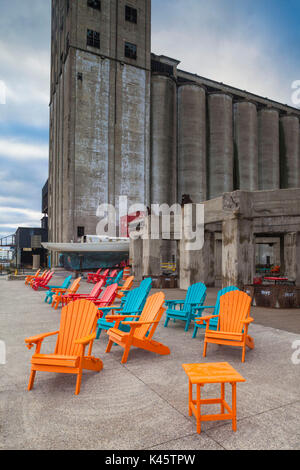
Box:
[208,93,234,199]
[280,115,300,189]
[151,75,177,206]
[284,232,300,284]
[222,216,254,289]
[234,101,258,191]
[178,84,207,203]
[258,108,280,190]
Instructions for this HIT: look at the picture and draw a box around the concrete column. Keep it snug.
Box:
[284,232,300,285]
[222,216,254,289]
[142,216,161,277]
[179,231,215,290]
[129,237,143,282]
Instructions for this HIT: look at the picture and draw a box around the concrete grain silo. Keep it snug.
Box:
[234,101,258,191]
[151,74,177,206]
[280,115,300,189]
[208,93,234,199]
[258,108,280,190]
[178,83,207,203]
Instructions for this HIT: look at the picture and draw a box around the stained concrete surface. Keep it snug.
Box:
[0,275,299,450]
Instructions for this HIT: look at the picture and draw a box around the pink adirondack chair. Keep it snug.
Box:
[32,271,53,291]
[93,284,119,312]
[88,269,110,285]
[62,280,105,306]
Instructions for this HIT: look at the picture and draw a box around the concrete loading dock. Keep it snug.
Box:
[130,189,300,297]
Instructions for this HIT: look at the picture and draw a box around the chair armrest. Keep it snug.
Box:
[165,300,185,306]
[122,320,160,327]
[241,317,254,325]
[99,306,121,312]
[75,333,96,345]
[106,315,140,321]
[52,288,67,294]
[25,331,59,349]
[195,315,219,324]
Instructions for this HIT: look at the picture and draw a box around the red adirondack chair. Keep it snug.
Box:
[87,268,109,285]
[87,268,102,284]
[62,280,105,306]
[32,271,53,291]
[93,284,119,311]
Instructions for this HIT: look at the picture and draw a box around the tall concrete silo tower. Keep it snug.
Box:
[49,0,151,245]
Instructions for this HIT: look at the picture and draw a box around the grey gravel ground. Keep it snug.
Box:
[0,275,299,450]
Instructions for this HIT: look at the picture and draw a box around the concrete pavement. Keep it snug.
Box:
[0,275,299,450]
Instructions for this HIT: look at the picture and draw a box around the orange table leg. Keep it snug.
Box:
[221,383,225,414]
[197,385,201,434]
[189,380,193,417]
[232,383,237,432]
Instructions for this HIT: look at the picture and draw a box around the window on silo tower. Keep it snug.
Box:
[125,5,137,24]
[87,29,100,48]
[87,0,101,10]
[125,42,137,60]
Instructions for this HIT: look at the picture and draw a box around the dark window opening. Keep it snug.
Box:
[87,29,100,48]
[125,5,137,24]
[151,60,174,77]
[125,42,137,60]
[87,0,101,10]
[77,227,85,238]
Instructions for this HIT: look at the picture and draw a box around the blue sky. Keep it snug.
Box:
[0,0,299,238]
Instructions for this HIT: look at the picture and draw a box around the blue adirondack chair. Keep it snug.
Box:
[120,277,152,307]
[44,275,73,304]
[105,270,124,287]
[192,286,239,338]
[164,283,207,332]
[96,284,151,339]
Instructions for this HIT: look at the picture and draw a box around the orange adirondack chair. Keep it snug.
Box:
[105,292,170,364]
[115,276,134,300]
[196,291,255,363]
[51,277,81,310]
[25,299,103,395]
[31,271,54,290]
[28,270,48,287]
[25,269,41,285]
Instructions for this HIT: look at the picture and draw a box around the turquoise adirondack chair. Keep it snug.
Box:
[106,270,124,287]
[192,286,239,338]
[164,283,207,332]
[44,275,73,304]
[120,277,152,307]
[96,285,150,339]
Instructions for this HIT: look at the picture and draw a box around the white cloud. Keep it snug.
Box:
[151,0,298,107]
[0,138,48,161]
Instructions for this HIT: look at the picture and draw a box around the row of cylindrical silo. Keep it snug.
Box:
[150,75,300,205]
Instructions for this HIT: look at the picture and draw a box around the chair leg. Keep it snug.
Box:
[192,326,198,339]
[96,327,101,340]
[121,344,131,364]
[164,316,170,328]
[242,343,246,363]
[185,318,191,332]
[28,369,36,391]
[75,369,83,395]
[105,339,114,354]
[203,341,208,358]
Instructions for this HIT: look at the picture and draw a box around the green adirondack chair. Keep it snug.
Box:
[164,283,207,332]
[192,286,239,338]
[96,285,150,339]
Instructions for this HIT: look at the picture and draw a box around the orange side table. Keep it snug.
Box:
[182,362,246,434]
